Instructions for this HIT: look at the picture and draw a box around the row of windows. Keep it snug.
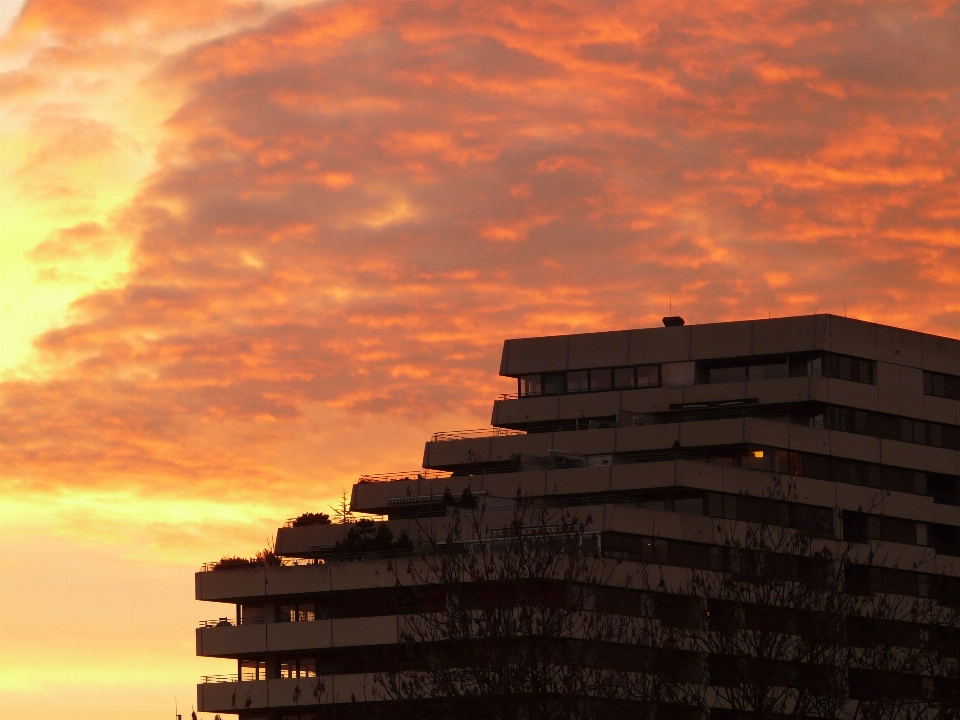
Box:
[521,364,661,396]
[717,446,959,504]
[703,352,874,385]
[557,488,835,537]
[817,404,960,450]
[703,491,834,537]
[516,352,876,398]
[600,531,960,603]
[924,370,960,401]
[238,601,316,624]
[842,512,960,556]
[600,532,829,584]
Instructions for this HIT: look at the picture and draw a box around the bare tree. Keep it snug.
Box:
[374,482,959,720]
[684,475,960,720]
[375,491,702,720]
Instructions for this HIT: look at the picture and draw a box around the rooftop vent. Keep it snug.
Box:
[662,316,685,327]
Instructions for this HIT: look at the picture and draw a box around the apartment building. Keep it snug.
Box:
[195,314,960,718]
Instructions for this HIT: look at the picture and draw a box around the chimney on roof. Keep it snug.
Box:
[662,316,685,327]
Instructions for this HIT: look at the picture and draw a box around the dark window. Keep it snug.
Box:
[543,372,565,395]
[636,364,660,387]
[929,474,960,505]
[931,423,944,447]
[748,362,788,380]
[520,374,541,396]
[812,352,875,384]
[881,517,919,545]
[566,370,588,392]
[709,366,746,383]
[613,367,635,389]
[924,370,960,400]
[590,368,612,391]
[930,524,960,557]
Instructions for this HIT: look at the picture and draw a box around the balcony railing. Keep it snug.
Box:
[199,617,237,628]
[199,614,339,628]
[430,408,812,443]
[357,469,451,484]
[430,427,526,442]
[202,674,240,683]
[200,556,321,572]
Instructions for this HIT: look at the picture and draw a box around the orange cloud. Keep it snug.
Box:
[3,0,959,511]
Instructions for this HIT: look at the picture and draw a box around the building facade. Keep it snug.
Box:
[195,314,960,718]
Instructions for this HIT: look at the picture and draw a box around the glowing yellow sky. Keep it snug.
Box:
[2,1,959,718]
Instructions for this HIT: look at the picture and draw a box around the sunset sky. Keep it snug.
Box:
[1,0,959,717]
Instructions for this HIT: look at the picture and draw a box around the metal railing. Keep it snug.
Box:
[199,617,237,628]
[430,427,526,442]
[358,469,451,484]
[201,674,240,683]
[200,556,321,572]
[199,614,338,628]
[429,408,812,443]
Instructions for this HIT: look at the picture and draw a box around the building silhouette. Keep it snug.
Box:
[196,314,960,718]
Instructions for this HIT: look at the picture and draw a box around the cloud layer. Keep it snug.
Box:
[3,0,960,506]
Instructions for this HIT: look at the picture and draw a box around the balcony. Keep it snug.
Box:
[197,674,379,713]
[197,615,400,657]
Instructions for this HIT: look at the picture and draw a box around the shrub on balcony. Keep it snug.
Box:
[334,519,413,554]
[292,512,332,527]
[212,547,281,571]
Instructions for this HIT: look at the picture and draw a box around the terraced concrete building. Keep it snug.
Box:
[196,314,960,719]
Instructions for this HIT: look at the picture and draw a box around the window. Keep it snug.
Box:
[800,352,874,384]
[924,370,960,400]
[279,602,315,622]
[674,497,703,515]
[240,659,266,681]
[662,361,696,387]
[543,372,565,395]
[709,365,746,383]
[931,424,944,448]
[240,604,265,625]
[280,657,316,678]
[748,362,787,380]
[589,368,612,391]
[520,374,541,396]
[613,367,635,389]
[566,370,588,392]
[521,364,661,397]
[636,364,659,387]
